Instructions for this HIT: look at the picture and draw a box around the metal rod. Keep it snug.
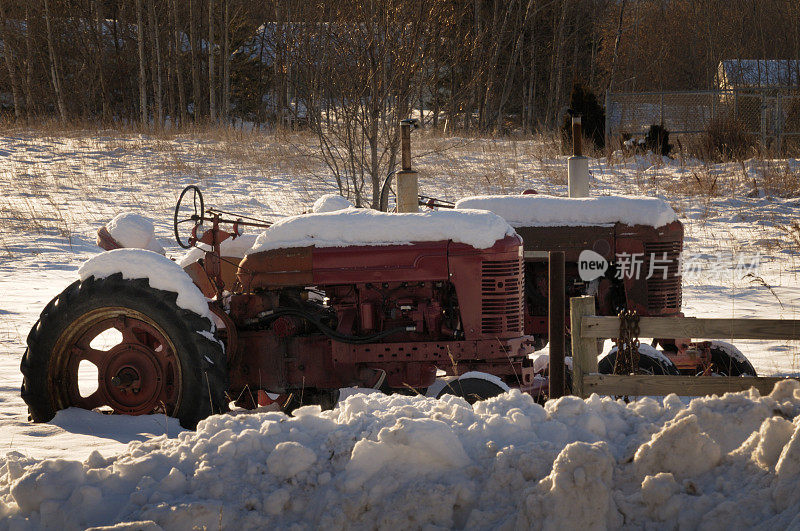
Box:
[200,217,271,228]
[401,122,412,171]
[549,251,566,399]
[572,116,583,157]
[206,208,274,224]
[396,121,418,213]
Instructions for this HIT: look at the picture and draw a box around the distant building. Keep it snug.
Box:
[717,60,800,90]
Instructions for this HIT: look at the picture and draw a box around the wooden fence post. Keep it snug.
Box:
[570,296,599,398]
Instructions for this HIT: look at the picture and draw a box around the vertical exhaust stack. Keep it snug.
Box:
[396,120,419,213]
[568,115,590,198]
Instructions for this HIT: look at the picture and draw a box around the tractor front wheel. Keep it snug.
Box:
[21,274,228,429]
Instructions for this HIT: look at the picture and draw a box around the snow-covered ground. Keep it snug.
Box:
[0,131,799,528]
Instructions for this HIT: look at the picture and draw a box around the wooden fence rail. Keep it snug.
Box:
[569,296,800,398]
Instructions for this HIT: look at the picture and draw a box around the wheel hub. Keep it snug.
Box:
[102,344,164,414]
[111,367,141,390]
[54,309,181,417]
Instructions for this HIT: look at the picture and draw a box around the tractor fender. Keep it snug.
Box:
[431,371,512,403]
[425,376,457,398]
[457,371,510,392]
[78,248,212,319]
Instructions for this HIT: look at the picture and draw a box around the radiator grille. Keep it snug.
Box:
[481,258,524,334]
[644,241,682,312]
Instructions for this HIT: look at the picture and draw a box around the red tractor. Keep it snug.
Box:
[21,187,539,429]
[451,194,757,378]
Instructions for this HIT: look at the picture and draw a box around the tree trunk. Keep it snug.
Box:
[172,0,186,124]
[208,0,215,123]
[189,0,201,121]
[0,0,22,119]
[525,25,538,132]
[148,0,163,127]
[222,0,229,123]
[23,4,34,117]
[607,0,627,93]
[93,0,109,120]
[136,0,147,125]
[166,37,175,126]
[546,0,569,128]
[495,0,534,128]
[43,0,67,123]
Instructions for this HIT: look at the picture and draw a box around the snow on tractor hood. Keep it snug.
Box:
[78,248,211,318]
[248,207,517,253]
[454,194,678,228]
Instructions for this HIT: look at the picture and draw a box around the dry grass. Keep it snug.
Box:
[0,119,795,209]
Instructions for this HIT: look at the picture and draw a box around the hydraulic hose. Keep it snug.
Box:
[252,307,407,345]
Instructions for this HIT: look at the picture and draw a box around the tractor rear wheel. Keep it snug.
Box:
[598,346,680,375]
[21,274,228,429]
[704,341,757,376]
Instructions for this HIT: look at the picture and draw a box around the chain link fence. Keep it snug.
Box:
[606,88,800,152]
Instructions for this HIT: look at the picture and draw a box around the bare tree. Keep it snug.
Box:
[23,4,34,117]
[0,0,22,119]
[293,1,434,208]
[222,0,230,122]
[93,0,109,120]
[172,0,186,124]
[189,0,201,121]
[43,0,67,123]
[136,0,147,124]
[148,0,163,126]
[208,0,215,122]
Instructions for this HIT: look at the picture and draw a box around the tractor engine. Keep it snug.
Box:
[223,218,533,405]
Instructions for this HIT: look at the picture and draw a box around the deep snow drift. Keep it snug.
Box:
[4,383,800,530]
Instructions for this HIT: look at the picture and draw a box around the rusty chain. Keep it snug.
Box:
[614,310,641,375]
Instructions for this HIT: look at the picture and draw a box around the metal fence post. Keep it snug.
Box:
[548,251,566,399]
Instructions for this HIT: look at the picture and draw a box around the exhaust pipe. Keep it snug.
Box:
[568,115,589,198]
[396,120,419,213]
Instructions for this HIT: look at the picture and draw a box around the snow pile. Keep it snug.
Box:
[4,383,800,529]
[312,194,354,213]
[105,213,164,254]
[249,208,517,253]
[78,249,210,318]
[455,194,678,228]
[177,234,259,268]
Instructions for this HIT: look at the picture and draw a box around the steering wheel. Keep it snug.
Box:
[173,185,205,249]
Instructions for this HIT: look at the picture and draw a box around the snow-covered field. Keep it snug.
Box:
[1,130,799,528]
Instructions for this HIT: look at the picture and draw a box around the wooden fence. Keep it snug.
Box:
[569,296,800,398]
